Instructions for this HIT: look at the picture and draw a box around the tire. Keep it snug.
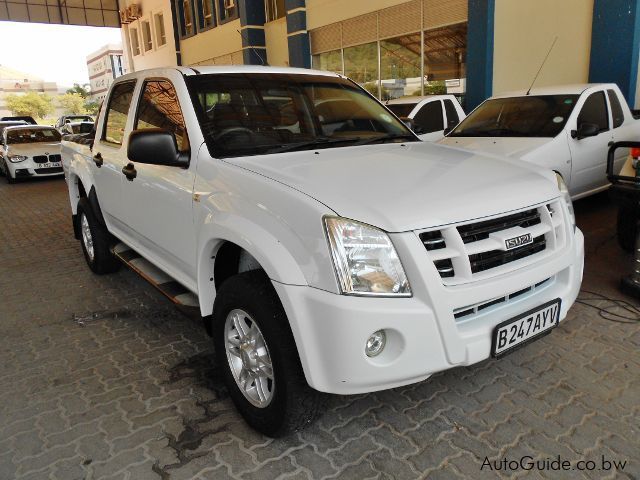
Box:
[617,205,639,253]
[212,270,324,437]
[76,198,120,274]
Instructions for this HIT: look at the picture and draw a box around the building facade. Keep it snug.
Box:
[86,44,127,103]
[0,66,64,118]
[118,0,640,109]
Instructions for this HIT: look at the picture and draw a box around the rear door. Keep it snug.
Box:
[120,74,198,284]
[93,80,137,229]
[567,90,611,195]
[607,89,630,175]
[412,100,445,141]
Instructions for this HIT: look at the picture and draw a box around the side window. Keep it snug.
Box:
[607,89,624,128]
[443,99,460,127]
[135,79,189,152]
[413,101,444,133]
[577,91,609,133]
[102,81,136,145]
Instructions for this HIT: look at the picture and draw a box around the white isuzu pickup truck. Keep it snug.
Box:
[62,66,584,436]
[439,84,639,199]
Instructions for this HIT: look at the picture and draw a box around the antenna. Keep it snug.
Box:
[526,36,558,95]
[237,29,269,66]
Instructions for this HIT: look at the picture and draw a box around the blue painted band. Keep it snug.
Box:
[286,10,306,33]
[465,0,495,111]
[285,0,305,11]
[239,0,266,26]
[243,47,268,65]
[241,27,266,47]
[288,32,310,68]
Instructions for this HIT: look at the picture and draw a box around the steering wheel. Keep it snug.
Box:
[214,127,254,142]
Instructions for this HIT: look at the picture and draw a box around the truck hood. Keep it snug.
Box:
[437,136,552,159]
[7,143,61,156]
[230,142,559,232]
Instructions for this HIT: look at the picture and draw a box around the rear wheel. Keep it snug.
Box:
[617,205,639,253]
[76,198,120,274]
[213,270,324,437]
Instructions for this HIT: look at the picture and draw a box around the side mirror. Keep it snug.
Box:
[571,122,599,140]
[127,129,189,167]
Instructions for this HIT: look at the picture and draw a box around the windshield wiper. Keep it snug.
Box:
[352,133,417,146]
[266,136,362,154]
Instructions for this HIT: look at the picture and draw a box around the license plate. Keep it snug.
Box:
[38,162,60,168]
[491,299,561,357]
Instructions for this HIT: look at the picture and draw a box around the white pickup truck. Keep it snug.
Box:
[62,66,584,436]
[384,95,466,141]
[439,84,639,199]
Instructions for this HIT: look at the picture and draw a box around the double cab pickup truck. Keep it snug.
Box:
[62,66,584,436]
[439,84,638,199]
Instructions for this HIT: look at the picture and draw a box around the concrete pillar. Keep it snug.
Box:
[239,0,268,65]
[285,0,310,68]
[465,0,495,110]
[589,0,640,106]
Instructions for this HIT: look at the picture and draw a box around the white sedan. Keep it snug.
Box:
[0,125,63,183]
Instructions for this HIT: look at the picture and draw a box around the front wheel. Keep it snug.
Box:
[213,270,324,437]
[617,205,639,253]
[76,198,120,274]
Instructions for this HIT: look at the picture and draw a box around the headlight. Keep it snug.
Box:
[555,172,575,231]
[8,155,28,163]
[325,217,411,296]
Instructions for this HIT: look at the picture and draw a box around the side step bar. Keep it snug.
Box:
[112,243,200,316]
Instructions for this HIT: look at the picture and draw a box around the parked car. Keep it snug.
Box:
[61,121,95,135]
[439,84,639,199]
[55,115,94,131]
[62,66,584,436]
[0,125,62,183]
[385,95,466,141]
[1,115,37,125]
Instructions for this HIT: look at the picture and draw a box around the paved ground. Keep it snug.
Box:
[0,176,638,480]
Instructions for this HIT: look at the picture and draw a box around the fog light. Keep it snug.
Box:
[365,330,386,357]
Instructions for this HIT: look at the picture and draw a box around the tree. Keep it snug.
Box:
[57,93,88,115]
[84,100,100,116]
[363,82,390,100]
[66,83,90,98]
[5,92,54,119]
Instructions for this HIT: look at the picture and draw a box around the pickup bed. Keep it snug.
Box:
[62,66,584,436]
[439,83,638,199]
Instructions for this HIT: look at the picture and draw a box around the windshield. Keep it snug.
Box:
[386,103,417,118]
[7,128,61,144]
[65,116,93,122]
[449,95,579,137]
[186,73,416,158]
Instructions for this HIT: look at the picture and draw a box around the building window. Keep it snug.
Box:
[178,0,196,37]
[343,42,378,93]
[217,0,238,24]
[154,12,167,46]
[423,23,467,94]
[197,0,216,30]
[312,50,342,75]
[265,0,285,22]
[111,54,125,77]
[130,27,141,56]
[141,20,153,51]
[380,34,422,100]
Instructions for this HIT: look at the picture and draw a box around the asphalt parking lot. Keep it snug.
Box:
[0,177,638,480]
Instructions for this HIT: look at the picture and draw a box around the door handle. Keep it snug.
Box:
[122,162,137,181]
[93,152,103,168]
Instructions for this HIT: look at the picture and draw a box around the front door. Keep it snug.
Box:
[120,76,197,285]
[567,90,612,195]
[414,100,446,141]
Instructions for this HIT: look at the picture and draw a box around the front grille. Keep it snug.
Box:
[454,277,553,321]
[35,167,63,174]
[33,155,48,163]
[49,154,61,162]
[419,201,566,284]
[468,235,546,273]
[458,208,541,243]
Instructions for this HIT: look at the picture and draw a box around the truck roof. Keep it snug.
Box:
[115,65,343,82]
[385,95,457,105]
[492,83,617,98]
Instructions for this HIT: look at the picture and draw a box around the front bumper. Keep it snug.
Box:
[274,227,584,395]
[6,159,63,178]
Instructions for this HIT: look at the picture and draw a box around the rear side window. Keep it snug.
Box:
[607,89,624,128]
[414,101,444,133]
[135,79,189,152]
[443,99,460,127]
[577,91,609,133]
[103,81,136,145]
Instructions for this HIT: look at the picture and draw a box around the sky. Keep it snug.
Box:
[0,22,122,88]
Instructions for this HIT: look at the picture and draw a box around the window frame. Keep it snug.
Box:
[130,27,141,56]
[154,12,168,47]
[133,77,190,156]
[101,80,138,146]
[177,0,197,39]
[413,100,445,134]
[141,19,153,52]
[577,90,610,134]
[607,89,625,129]
[216,0,239,25]
[196,0,217,32]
